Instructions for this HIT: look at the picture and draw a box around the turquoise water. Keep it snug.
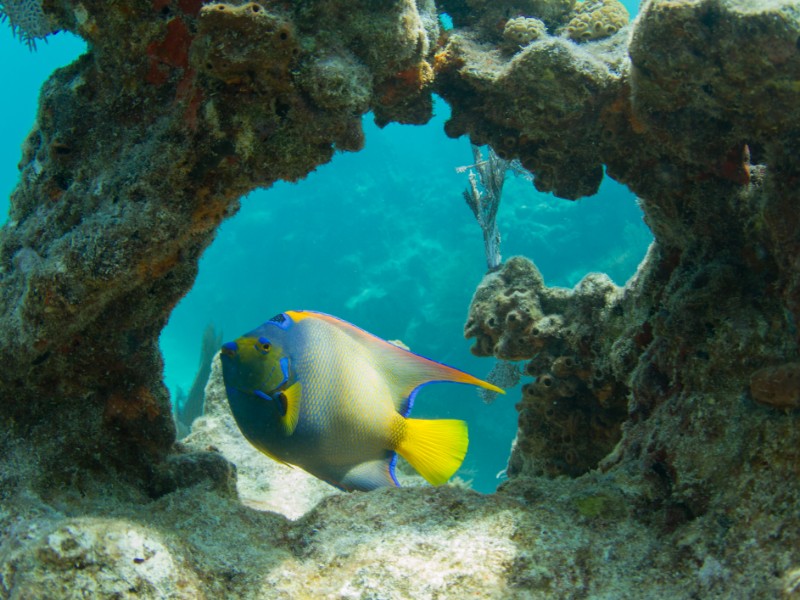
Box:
[0,5,650,493]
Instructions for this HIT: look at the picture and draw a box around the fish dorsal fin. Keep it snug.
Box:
[287,310,504,415]
[278,381,302,436]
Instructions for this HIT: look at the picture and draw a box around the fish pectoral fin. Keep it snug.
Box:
[339,457,399,491]
[395,418,468,486]
[279,381,302,435]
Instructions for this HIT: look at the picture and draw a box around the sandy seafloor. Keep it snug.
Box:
[0,1,650,493]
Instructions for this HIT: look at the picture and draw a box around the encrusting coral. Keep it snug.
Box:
[435,24,624,199]
[192,3,299,90]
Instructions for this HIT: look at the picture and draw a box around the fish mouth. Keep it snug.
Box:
[227,355,291,403]
[220,341,238,358]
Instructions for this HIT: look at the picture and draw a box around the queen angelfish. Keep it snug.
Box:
[219,310,504,491]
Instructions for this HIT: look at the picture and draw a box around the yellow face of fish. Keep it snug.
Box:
[220,335,293,417]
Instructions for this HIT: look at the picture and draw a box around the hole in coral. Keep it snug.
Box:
[32,351,51,366]
[699,8,718,30]
[54,173,72,191]
[158,95,650,496]
[274,98,291,119]
[52,142,72,156]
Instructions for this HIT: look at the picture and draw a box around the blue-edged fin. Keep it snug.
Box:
[291,311,505,411]
[279,381,302,435]
[340,458,398,491]
[396,418,468,486]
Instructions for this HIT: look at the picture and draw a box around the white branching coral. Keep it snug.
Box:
[458,145,508,270]
[0,0,55,49]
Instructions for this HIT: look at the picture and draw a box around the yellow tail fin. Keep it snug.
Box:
[396,418,468,486]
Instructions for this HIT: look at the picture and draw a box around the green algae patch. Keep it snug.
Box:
[573,493,625,519]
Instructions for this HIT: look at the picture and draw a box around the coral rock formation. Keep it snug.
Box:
[1,0,800,597]
[466,256,633,476]
[457,0,800,596]
[0,0,440,496]
[435,23,625,198]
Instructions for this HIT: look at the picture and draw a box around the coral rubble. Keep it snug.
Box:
[1,0,800,597]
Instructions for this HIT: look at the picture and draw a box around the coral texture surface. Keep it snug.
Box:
[1,0,799,598]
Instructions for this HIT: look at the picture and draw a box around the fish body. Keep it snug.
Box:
[220,310,503,491]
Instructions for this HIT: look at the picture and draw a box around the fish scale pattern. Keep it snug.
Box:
[295,318,394,467]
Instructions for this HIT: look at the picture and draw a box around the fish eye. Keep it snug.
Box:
[255,336,271,354]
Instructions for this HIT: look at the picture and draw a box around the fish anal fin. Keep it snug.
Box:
[339,457,399,491]
[395,418,468,486]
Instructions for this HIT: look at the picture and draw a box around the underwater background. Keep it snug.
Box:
[0,3,650,493]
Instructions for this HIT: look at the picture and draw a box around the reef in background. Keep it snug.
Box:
[1,0,800,597]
